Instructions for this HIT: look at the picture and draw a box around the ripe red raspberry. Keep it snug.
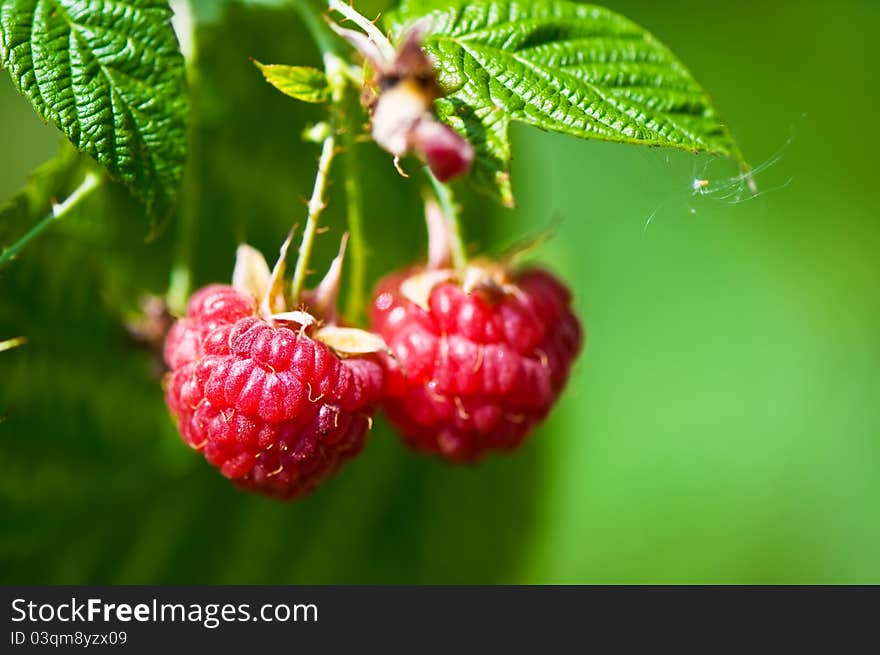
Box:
[164,284,383,500]
[371,265,583,461]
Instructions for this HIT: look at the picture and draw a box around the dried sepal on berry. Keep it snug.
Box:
[301,233,348,325]
[231,232,294,320]
[270,311,317,331]
[400,269,455,310]
[262,229,296,317]
[232,244,272,303]
[315,325,392,357]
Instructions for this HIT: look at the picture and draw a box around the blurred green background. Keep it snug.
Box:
[1,0,878,584]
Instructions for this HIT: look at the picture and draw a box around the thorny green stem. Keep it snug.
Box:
[167,0,200,316]
[298,0,368,320]
[341,88,367,320]
[0,171,101,269]
[291,133,338,302]
[427,171,468,273]
[327,0,395,61]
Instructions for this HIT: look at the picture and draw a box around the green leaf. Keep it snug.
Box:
[0,140,88,231]
[387,0,745,207]
[0,142,102,268]
[254,61,330,103]
[0,0,189,216]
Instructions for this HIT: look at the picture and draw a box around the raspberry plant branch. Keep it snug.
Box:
[327,0,396,62]
[0,171,101,269]
[167,0,202,317]
[291,131,338,302]
[341,99,368,320]
[427,171,467,273]
[298,0,368,320]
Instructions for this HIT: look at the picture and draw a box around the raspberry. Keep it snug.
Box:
[370,265,583,461]
[164,284,383,500]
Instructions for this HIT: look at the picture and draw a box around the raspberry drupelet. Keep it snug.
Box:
[164,283,383,500]
[371,264,583,462]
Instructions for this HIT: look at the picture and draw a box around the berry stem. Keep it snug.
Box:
[299,0,368,320]
[167,0,201,316]
[427,171,468,273]
[341,102,367,320]
[327,0,396,62]
[0,171,101,269]
[291,132,338,303]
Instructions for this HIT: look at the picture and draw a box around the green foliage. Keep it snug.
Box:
[254,61,330,103]
[0,141,88,232]
[388,0,744,206]
[0,0,188,216]
[1,0,879,586]
[0,3,509,585]
[0,141,96,266]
